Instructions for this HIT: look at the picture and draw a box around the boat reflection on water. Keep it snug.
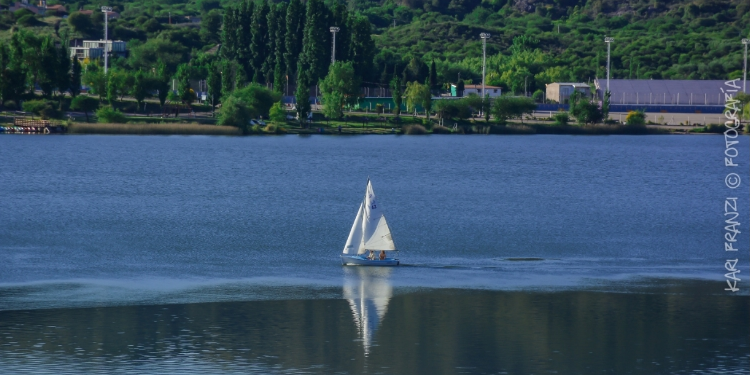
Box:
[342,267,393,355]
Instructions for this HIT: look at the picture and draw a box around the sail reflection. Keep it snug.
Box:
[342,267,393,355]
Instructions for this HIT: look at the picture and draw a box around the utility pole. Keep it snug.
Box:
[330,27,340,64]
[743,39,749,93]
[101,6,112,75]
[604,37,614,93]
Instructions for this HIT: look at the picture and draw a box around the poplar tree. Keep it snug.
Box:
[207,61,222,114]
[273,2,288,94]
[38,36,58,98]
[390,75,402,117]
[250,0,269,83]
[56,32,71,99]
[70,57,82,98]
[429,60,437,92]
[263,4,278,86]
[348,15,375,83]
[220,7,238,61]
[331,1,350,62]
[298,0,329,85]
[284,0,304,83]
[236,1,254,83]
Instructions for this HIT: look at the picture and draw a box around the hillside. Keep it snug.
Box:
[0,0,747,95]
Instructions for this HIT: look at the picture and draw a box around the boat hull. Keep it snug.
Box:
[340,255,399,266]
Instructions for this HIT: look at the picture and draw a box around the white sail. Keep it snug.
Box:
[362,180,397,251]
[343,203,364,254]
[364,215,396,250]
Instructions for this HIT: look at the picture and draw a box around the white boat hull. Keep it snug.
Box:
[340,255,399,266]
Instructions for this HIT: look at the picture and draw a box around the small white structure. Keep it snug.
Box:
[70,40,126,61]
[451,84,502,98]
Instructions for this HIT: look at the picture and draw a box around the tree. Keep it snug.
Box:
[96,105,126,123]
[298,0,329,85]
[70,58,82,98]
[56,32,71,100]
[201,9,222,44]
[250,0,270,83]
[320,62,359,120]
[390,76,402,117]
[177,65,196,106]
[295,72,311,122]
[429,60,438,93]
[348,15,375,82]
[67,12,95,38]
[38,36,57,98]
[82,63,106,101]
[218,96,252,129]
[131,70,148,111]
[570,92,603,125]
[330,1,350,62]
[236,1,254,83]
[70,95,99,122]
[156,61,171,107]
[404,81,431,119]
[206,62,222,114]
[601,91,611,121]
[220,7,239,61]
[231,83,280,119]
[456,80,464,97]
[491,95,536,124]
[284,0,304,81]
[0,39,27,105]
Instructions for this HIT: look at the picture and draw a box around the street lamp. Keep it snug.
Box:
[330,27,340,64]
[101,6,112,75]
[480,33,490,99]
[604,37,614,93]
[743,39,749,93]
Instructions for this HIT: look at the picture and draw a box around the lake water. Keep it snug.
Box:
[1,134,748,374]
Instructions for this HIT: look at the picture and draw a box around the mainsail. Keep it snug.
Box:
[342,180,397,255]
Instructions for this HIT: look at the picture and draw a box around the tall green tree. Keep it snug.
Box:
[284,0,304,83]
[429,60,438,92]
[220,7,238,61]
[201,9,223,44]
[70,58,82,98]
[348,15,374,82]
[56,32,71,99]
[331,1,350,62]
[250,0,270,83]
[298,0,329,85]
[390,75,402,117]
[236,1,254,83]
[38,36,58,98]
[131,70,148,111]
[207,61,222,114]
[295,72,311,122]
[272,2,288,94]
[2,36,27,104]
[156,61,171,107]
[320,61,359,120]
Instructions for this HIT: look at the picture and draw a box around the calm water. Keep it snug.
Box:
[0,134,748,374]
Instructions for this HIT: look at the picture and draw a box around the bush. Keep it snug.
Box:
[431,125,452,134]
[625,110,646,126]
[217,96,252,130]
[96,106,127,123]
[22,100,61,119]
[3,100,17,109]
[403,124,427,134]
[553,112,570,125]
[269,102,287,122]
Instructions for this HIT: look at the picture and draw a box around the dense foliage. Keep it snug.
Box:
[0,0,747,118]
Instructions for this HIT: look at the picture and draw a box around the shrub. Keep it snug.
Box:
[23,100,61,119]
[269,102,287,122]
[403,124,427,134]
[96,106,127,123]
[625,110,646,126]
[431,125,452,134]
[553,112,570,125]
[3,100,17,109]
[217,96,251,130]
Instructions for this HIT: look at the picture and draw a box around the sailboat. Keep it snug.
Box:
[340,179,400,266]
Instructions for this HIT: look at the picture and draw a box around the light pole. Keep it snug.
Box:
[330,27,340,64]
[101,6,112,75]
[604,37,614,93]
[480,33,490,99]
[743,39,749,93]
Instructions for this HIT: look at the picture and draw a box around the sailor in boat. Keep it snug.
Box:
[368,250,375,260]
[379,251,386,260]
